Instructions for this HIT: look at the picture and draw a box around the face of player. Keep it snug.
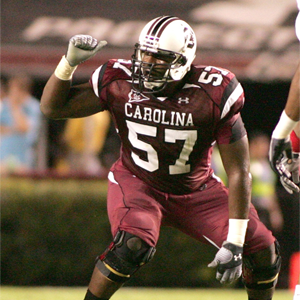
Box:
[141,50,175,80]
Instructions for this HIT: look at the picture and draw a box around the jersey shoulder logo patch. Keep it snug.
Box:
[128,89,150,103]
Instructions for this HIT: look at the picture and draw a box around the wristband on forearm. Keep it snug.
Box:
[54,55,78,81]
[272,111,298,139]
[227,219,249,247]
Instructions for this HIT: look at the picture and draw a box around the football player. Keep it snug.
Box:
[269,0,300,195]
[269,2,300,299]
[41,16,280,300]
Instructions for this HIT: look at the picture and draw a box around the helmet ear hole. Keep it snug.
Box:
[179,56,187,66]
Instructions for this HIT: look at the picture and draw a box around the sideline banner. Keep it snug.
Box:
[1,0,299,81]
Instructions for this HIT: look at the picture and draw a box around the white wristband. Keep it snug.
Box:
[227,219,249,246]
[272,110,298,139]
[54,55,78,81]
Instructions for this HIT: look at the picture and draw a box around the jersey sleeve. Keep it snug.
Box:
[90,62,108,98]
[196,65,247,145]
[215,78,247,144]
[216,113,247,144]
[89,59,132,111]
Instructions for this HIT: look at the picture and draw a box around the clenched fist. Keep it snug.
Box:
[66,35,107,66]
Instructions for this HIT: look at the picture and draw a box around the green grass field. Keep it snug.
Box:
[0,287,294,300]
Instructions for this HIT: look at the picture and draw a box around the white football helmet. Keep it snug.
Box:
[131,16,197,93]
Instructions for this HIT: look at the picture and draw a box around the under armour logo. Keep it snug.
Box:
[128,89,150,103]
[234,253,242,261]
[178,97,189,104]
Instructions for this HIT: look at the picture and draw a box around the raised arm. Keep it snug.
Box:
[269,63,300,194]
[40,35,107,120]
[285,62,300,122]
[269,3,300,180]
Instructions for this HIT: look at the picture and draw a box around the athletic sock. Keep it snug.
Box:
[83,289,109,300]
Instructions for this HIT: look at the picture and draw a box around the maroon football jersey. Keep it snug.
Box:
[90,59,247,194]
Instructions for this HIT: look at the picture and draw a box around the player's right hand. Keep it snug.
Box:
[208,241,243,284]
[66,35,107,67]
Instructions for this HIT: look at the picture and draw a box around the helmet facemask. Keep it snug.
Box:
[131,16,196,94]
[132,44,187,93]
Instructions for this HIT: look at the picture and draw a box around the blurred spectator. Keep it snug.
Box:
[249,131,283,232]
[0,73,41,174]
[58,110,111,176]
[1,77,8,115]
[1,77,8,102]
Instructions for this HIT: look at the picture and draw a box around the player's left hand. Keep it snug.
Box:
[208,241,243,284]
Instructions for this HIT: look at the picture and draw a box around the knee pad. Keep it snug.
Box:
[242,241,281,291]
[96,230,156,283]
